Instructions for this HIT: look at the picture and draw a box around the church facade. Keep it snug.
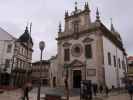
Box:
[51,3,127,89]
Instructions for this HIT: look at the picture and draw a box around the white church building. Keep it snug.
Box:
[50,3,127,89]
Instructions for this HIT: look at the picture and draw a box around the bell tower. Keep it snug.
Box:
[64,2,91,34]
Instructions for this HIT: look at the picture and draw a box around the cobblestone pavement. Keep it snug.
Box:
[0,88,131,100]
[102,93,130,100]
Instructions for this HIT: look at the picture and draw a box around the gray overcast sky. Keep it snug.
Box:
[0,0,132,61]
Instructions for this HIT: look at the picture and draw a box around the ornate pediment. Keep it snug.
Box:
[70,59,84,67]
[63,42,72,47]
[82,37,93,43]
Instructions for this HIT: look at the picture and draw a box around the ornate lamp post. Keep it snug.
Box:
[37,41,45,100]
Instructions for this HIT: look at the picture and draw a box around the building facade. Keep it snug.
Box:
[50,56,59,87]
[11,26,33,87]
[0,27,16,86]
[31,60,50,86]
[127,56,133,82]
[51,3,127,89]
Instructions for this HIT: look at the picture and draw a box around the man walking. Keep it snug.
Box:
[105,85,109,97]
[92,83,98,96]
[128,81,133,100]
[23,81,32,100]
[23,85,29,100]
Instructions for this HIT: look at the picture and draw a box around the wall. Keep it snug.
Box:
[102,36,126,89]
[0,40,15,74]
[50,57,59,87]
[57,32,99,88]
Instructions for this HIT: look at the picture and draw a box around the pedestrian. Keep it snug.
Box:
[83,83,87,100]
[22,81,32,100]
[128,81,133,100]
[87,81,92,100]
[92,83,98,96]
[99,85,103,94]
[105,85,109,97]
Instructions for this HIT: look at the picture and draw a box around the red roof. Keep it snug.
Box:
[128,56,133,60]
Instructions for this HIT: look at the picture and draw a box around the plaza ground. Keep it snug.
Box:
[0,87,131,100]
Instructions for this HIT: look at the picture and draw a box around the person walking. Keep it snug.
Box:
[22,81,32,100]
[92,83,98,96]
[87,81,92,100]
[128,81,133,100]
[105,85,109,97]
[99,85,103,94]
[23,84,29,100]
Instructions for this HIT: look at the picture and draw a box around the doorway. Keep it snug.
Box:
[73,70,81,88]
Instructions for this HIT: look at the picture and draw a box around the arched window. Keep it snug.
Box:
[73,22,79,33]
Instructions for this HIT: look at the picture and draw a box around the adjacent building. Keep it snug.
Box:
[31,60,50,86]
[0,27,16,86]
[50,56,59,87]
[127,56,133,82]
[0,26,33,87]
[11,26,33,87]
[51,3,127,89]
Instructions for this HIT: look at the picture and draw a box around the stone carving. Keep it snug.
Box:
[63,42,72,47]
[82,37,93,43]
[70,59,84,67]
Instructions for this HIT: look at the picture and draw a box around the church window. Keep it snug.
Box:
[75,46,80,53]
[113,56,116,67]
[74,22,79,33]
[71,44,83,57]
[85,44,92,58]
[108,52,111,65]
[7,44,12,53]
[64,48,70,61]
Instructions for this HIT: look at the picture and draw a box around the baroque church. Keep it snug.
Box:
[50,2,127,89]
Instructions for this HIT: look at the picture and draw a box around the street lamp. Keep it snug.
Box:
[37,41,45,100]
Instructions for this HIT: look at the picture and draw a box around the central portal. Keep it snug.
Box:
[73,70,81,88]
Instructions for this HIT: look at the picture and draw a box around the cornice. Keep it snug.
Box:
[56,27,98,41]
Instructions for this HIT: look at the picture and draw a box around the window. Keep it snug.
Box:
[64,48,70,61]
[113,56,116,67]
[71,44,82,57]
[122,60,125,70]
[5,59,10,68]
[7,44,12,53]
[118,58,121,68]
[108,52,111,65]
[74,22,79,33]
[75,46,80,53]
[85,44,92,58]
